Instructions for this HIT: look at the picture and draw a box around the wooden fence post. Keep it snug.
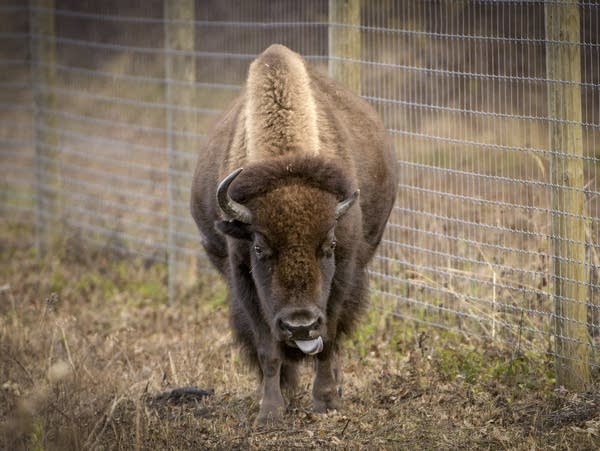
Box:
[329,0,361,94]
[545,0,590,390]
[165,0,196,302]
[30,0,57,256]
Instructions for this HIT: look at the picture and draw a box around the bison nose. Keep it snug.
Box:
[278,317,321,339]
[277,314,323,340]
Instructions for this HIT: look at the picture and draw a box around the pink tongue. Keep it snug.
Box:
[294,336,323,355]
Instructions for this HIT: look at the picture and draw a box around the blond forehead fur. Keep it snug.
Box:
[244,44,320,159]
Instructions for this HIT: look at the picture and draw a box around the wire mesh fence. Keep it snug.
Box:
[1,1,599,386]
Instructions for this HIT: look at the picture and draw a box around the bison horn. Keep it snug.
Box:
[216,168,253,224]
[335,189,360,220]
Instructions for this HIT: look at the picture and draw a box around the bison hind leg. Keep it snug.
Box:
[280,361,299,389]
[280,361,299,403]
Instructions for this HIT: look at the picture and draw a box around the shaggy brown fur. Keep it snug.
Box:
[228,155,355,204]
[191,44,397,426]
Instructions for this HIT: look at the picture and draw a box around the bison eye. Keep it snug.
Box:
[321,240,336,259]
[254,244,272,260]
[252,233,272,260]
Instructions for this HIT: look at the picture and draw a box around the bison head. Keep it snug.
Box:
[215,156,359,355]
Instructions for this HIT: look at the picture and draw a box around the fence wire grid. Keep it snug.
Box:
[1,1,600,376]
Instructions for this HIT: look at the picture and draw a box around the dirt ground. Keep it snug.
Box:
[2,222,600,450]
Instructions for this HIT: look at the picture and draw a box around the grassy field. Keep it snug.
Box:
[1,220,600,450]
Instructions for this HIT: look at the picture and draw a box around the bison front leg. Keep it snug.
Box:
[312,347,341,412]
[255,348,285,426]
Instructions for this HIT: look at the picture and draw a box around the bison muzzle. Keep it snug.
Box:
[191,44,397,425]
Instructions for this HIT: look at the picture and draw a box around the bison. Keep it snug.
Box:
[191,44,397,425]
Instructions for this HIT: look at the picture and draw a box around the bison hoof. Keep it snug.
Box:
[254,403,285,427]
[313,393,341,413]
[254,410,283,428]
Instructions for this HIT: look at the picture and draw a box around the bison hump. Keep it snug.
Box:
[245,44,320,159]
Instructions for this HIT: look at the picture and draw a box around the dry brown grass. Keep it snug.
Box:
[1,219,600,450]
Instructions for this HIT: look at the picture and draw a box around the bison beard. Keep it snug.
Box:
[191,45,397,426]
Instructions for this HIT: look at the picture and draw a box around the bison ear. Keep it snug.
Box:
[214,220,252,240]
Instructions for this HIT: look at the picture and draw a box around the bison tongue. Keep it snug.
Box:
[294,336,323,355]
